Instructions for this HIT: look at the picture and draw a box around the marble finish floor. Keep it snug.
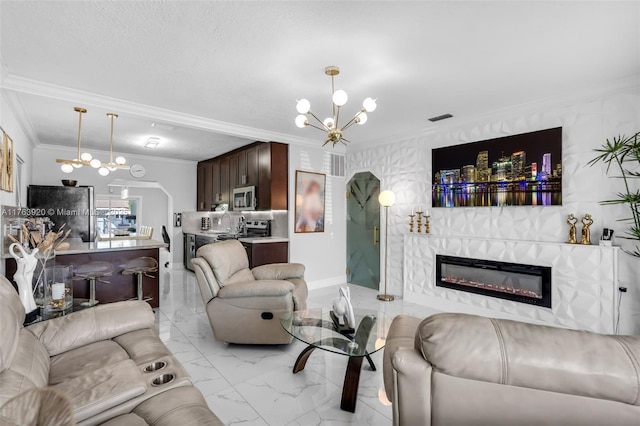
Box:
[156,269,440,425]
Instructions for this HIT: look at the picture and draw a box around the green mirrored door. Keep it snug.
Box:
[347,172,380,289]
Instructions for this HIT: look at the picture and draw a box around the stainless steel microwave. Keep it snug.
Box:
[232,186,256,210]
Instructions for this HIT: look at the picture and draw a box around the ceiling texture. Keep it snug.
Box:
[1,1,639,161]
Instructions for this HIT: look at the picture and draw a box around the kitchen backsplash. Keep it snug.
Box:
[181,210,288,238]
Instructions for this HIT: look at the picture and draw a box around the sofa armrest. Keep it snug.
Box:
[217,280,294,299]
[391,349,433,426]
[53,359,146,422]
[26,301,155,356]
[251,263,305,281]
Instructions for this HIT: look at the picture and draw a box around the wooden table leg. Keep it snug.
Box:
[341,356,365,412]
[292,345,317,373]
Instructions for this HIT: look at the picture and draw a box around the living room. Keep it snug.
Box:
[1,1,639,425]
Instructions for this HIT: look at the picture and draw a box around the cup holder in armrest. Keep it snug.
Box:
[151,374,175,387]
[144,361,167,373]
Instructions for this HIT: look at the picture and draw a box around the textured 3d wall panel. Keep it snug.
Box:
[404,234,617,333]
[346,89,640,332]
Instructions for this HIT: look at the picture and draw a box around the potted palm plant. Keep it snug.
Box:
[589,132,640,257]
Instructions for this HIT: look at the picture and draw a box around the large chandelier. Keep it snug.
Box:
[57,107,128,176]
[295,66,377,147]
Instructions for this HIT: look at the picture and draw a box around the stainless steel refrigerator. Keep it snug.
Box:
[27,185,96,242]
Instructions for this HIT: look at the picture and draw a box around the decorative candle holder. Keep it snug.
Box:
[44,265,73,313]
[416,212,423,234]
[409,215,415,233]
[423,214,431,234]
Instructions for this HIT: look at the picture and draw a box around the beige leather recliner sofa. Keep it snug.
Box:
[384,312,640,426]
[0,274,222,425]
[192,240,308,344]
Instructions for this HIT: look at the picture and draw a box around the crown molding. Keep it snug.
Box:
[1,89,41,147]
[37,143,197,166]
[353,75,640,152]
[1,74,320,148]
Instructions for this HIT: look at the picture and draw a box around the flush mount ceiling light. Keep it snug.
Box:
[98,113,130,177]
[295,66,377,147]
[144,137,161,148]
[57,107,98,173]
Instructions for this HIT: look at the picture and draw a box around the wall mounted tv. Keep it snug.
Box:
[432,127,562,208]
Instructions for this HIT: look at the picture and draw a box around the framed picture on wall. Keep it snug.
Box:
[295,170,326,233]
[3,133,14,192]
[0,132,5,192]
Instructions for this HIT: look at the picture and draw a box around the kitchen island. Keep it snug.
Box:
[4,238,167,308]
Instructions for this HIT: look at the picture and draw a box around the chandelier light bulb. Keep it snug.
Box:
[61,163,73,173]
[332,90,348,107]
[295,115,308,128]
[80,152,92,161]
[296,99,311,114]
[363,97,377,112]
[323,117,335,129]
[357,112,368,125]
[115,156,126,165]
[72,159,82,168]
[98,167,109,176]
[90,158,102,168]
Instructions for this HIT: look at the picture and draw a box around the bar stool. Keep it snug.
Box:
[74,261,114,307]
[122,257,158,302]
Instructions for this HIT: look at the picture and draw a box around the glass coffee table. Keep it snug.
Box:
[280,308,390,412]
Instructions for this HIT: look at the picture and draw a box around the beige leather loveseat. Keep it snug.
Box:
[193,240,307,344]
[0,275,222,425]
[384,313,640,426]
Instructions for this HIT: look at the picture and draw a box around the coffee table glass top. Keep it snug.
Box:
[280,308,391,357]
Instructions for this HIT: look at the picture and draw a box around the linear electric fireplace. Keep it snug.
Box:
[436,255,552,308]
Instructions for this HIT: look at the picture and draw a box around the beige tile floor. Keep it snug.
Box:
[156,268,440,425]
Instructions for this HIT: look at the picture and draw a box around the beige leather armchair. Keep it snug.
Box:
[384,313,640,426]
[0,274,222,425]
[192,240,308,344]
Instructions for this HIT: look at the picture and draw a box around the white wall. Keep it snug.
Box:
[31,145,196,264]
[288,144,346,288]
[347,86,640,334]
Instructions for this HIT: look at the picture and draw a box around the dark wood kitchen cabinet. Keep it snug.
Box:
[219,156,230,205]
[241,241,288,268]
[257,142,288,210]
[196,141,288,211]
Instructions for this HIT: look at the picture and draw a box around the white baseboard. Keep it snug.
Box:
[307,275,346,291]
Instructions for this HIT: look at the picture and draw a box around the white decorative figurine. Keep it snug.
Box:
[332,286,355,329]
[9,243,39,313]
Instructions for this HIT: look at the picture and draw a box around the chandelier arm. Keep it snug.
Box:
[306,122,326,132]
[340,109,365,131]
[109,114,114,163]
[307,111,328,130]
[331,73,336,121]
[335,106,341,129]
[322,138,332,147]
[340,137,351,144]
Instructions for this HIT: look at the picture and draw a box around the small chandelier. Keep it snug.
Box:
[295,66,377,147]
[57,107,128,176]
[98,113,129,176]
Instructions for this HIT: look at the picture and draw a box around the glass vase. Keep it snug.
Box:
[33,252,56,308]
[43,265,73,313]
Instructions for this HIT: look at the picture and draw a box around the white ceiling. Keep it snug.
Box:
[1,1,639,161]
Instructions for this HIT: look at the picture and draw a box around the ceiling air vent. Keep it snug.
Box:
[330,153,345,177]
[428,113,453,122]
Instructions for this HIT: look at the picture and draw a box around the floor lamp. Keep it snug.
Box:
[377,190,396,302]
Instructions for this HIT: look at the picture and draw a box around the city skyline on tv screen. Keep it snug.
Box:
[432,127,562,207]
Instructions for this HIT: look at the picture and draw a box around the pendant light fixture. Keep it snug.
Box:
[98,113,129,176]
[57,107,100,173]
[295,66,377,147]
[57,107,129,176]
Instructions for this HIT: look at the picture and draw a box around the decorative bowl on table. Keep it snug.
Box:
[61,180,78,187]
